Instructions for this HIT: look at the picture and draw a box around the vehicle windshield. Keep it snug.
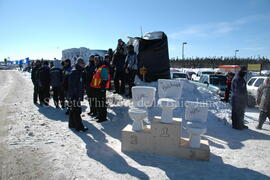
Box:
[173,73,187,78]
[254,78,265,87]
[202,71,215,75]
[210,76,227,85]
[187,72,196,75]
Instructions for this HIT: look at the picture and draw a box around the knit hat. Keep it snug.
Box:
[94,55,101,60]
[65,59,71,64]
[76,57,85,64]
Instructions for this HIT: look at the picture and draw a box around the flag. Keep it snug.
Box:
[25,57,30,64]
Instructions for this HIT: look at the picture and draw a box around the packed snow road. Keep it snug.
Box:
[0,70,55,179]
[0,70,270,180]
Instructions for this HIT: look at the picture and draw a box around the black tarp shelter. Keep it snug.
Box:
[128,31,170,82]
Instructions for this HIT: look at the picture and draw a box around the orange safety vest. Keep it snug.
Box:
[90,65,111,89]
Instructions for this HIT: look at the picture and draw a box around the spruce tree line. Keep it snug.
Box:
[170,57,270,69]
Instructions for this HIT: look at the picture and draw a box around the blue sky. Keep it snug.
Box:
[1,0,270,60]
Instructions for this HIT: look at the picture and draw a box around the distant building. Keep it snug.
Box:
[62,47,107,64]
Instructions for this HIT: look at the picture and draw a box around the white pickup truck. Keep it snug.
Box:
[191,71,215,82]
[246,76,267,107]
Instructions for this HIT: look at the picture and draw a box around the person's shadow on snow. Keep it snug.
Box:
[125,151,270,180]
[37,105,68,122]
[72,120,149,180]
[97,106,130,140]
[36,104,87,122]
[205,111,270,149]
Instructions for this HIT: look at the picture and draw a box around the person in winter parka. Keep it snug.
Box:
[62,59,72,114]
[124,45,138,98]
[90,55,110,123]
[68,58,88,132]
[256,77,270,129]
[223,72,234,102]
[231,66,248,130]
[50,60,64,108]
[31,60,41,104]
[112,39,127,94]
[37,61,51,106]
[82,55,96,115]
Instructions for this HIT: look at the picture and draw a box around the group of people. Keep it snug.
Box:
[111,39,138,96]
[30,40,269,132]
[31,39,139,132]
[230,66,270,130]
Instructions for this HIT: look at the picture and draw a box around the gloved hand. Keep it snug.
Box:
[101,80,107,90]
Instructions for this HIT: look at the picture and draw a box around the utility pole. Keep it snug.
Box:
[234,49,239,59]
[234,49,239,65]
[182,42,187,60]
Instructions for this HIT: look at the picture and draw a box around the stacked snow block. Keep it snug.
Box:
[121,116,210,161]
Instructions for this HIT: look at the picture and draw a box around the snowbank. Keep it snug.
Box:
[135,76,231,127]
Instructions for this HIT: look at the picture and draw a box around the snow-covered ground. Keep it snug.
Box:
[1,70,270,180]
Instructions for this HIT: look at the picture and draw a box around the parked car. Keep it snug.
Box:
[186,71,196,80]
[170,71,188,79]
[261,70,270,76]
[191,71,215,81]
[246,76,268,107]
[198,74,227,96]
[0,64,14,70]
[0,64,8,70]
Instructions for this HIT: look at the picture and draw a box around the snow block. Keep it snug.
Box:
[121,116,210,161]
[152,116,181,139]
[178,138,210,161]
[151,116,182,156]
[121,125,153,153]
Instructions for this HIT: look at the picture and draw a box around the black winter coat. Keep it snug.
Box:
[50,67,62,87]
[68,65,84,100]
[231,73,247,108]
[112,52,126,72]
[231,74,247,97]
[31,65,40,85]
[82,62,95,88]
[37,65,50,87]
[63,65,72,91]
